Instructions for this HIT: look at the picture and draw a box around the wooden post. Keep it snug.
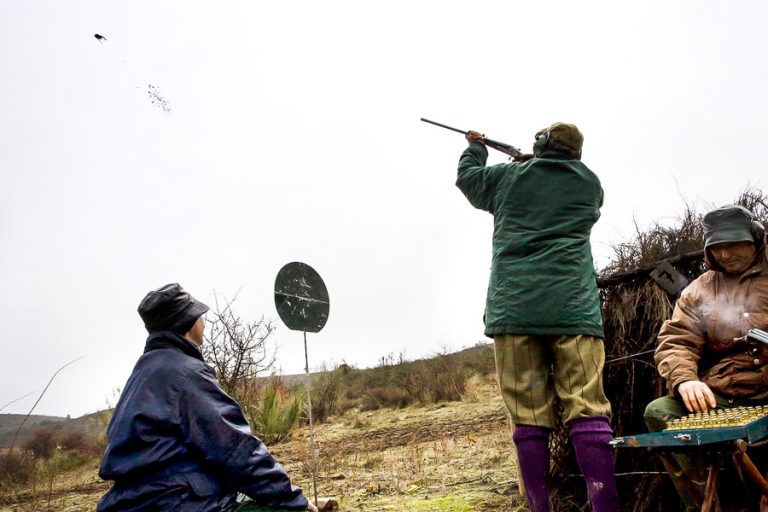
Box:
[701,463,720,512]
[734,439,768,497]
[657,453,704,506]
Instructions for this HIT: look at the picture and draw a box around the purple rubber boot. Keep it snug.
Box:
[512,425,552,512]
[570,416,620,512]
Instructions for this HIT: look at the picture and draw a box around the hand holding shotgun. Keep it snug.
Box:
[420,118,529,161]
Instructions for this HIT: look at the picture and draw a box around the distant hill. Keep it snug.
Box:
[276,341,494,385]
[0,412,104,450]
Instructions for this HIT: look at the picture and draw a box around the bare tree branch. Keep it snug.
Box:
[0,390,38,413]
[202,293,277,398]
[9,356,85,453]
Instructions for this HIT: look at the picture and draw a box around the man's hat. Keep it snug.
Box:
[703,205,763,248]
[535,122,584,154]
[137,283,209,334]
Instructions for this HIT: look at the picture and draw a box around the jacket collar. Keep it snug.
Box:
[535,149,578,161]
[144,331,204,361]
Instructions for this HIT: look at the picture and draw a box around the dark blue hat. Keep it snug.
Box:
[137,283,209,334]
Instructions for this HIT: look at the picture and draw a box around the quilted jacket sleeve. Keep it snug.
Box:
[178,366,309,510]
[456,141,509,213]
[655,284,707,394]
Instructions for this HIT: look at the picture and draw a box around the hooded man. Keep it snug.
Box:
[645,204,768,510]
[456,123,619,512]
[97,283,316,512]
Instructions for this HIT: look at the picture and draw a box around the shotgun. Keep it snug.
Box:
[420,117,523,159]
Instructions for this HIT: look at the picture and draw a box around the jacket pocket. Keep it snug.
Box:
[703,358,766,397]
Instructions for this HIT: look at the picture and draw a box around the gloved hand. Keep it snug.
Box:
[465,130,485,144]
[306,502,319,512]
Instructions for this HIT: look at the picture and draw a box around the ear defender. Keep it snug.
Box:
[534,129,550,150]
[742,207,766,243]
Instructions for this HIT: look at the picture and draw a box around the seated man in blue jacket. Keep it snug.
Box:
[97,283,316,512]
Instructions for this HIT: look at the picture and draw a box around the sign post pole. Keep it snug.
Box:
[273,262,329,510]
[304,330,319,506]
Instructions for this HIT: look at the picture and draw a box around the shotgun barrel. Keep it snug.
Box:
[420,117,523,159]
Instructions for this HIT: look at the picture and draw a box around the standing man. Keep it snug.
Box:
[98,283,316,512]
[456,123,618,512]
[645,205,768,509]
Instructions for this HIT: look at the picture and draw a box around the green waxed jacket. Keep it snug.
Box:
[456,142,605,338]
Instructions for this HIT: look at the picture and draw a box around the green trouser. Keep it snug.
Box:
[643,393,737,434]
[644,394,768,511]
[235,505,273,512]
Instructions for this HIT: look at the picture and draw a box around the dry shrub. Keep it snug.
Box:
[22,426,58,459]
[422,352,468,402]
[462,374,484,403]
[349,412,371,430]
[310,366,344,423]
[458,342,497,376]
[58,431,92,453]
[359,387,411,411]
[43,449,92,474]
[336,396,359,415]
[1,433,97,490]
[735,187,768,222]
[389,352,468,405]
[0,451,35,485]
[391,367,423,403]
[601,205,704,277]
[0,449,94,510]
[333,346,490,412]
[93,408,113,456]
[203,296,277,398]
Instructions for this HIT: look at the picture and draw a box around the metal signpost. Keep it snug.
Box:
[274,262,329,509]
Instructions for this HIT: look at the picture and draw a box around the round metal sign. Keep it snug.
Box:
[274,262,329,333]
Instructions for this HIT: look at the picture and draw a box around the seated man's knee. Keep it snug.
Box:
[644,396,684,433]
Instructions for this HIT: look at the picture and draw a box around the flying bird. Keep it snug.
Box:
[94,34,107,43]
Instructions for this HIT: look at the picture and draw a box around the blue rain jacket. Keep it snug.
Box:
[97,331,308,512]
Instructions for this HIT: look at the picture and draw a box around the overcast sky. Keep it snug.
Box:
[2,1,766,417]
